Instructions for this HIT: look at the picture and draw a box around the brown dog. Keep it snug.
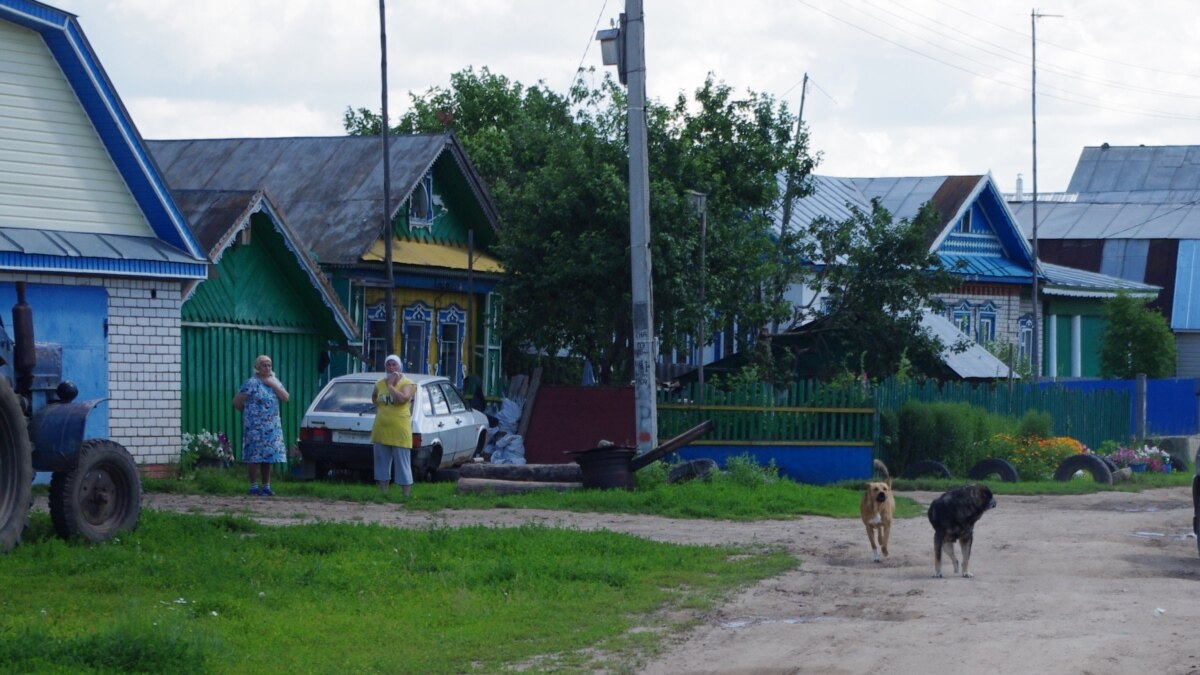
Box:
[927,484,996,578]
[860,459,895,562]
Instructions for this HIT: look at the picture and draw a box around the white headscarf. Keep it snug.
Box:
[384,354,401,369]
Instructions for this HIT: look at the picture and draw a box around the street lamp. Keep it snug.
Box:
[686,190,707,403]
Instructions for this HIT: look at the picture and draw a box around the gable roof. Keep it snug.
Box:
[1067,144,1200,201]
[782,174,1037,282]
[146,134,500,266]
[171,189,357,339]
[0,0,205,274]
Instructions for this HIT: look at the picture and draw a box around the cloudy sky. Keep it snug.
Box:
[50,0,1200,194]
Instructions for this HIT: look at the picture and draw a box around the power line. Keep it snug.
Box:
[568,0,610,93]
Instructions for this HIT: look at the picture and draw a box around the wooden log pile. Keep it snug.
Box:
[456,462,583,494]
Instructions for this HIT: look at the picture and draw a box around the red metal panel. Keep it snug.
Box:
[522,386,636,464]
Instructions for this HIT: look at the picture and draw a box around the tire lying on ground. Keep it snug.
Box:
[1168,451,1189,474]
[668,458,719,484]
[901,459,952,480]
[967,457,1020,482]
[1099,455,1119,473]
[1052,453,1113,485]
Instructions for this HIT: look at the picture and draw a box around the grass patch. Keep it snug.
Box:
[2,510,794,674]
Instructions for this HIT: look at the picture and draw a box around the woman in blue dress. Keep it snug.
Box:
[233,354,290,496]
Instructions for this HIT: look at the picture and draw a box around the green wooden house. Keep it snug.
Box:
[148,134,504,399]
[173,189,357,455]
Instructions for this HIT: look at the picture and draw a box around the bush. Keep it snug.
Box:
[889,401,1013,477]
[1016,410,1053,440]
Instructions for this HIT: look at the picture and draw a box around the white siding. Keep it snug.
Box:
[0,20,155,238]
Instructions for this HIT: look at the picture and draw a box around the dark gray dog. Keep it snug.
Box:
[928,484,996,578]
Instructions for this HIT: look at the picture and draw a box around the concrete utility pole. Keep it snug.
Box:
[598,0,657,453]
[379,0,395,358]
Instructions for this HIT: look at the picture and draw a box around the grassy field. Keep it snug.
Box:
[6,457,1189,672]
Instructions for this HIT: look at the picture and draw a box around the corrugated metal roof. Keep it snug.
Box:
[0,226,205,279]
[920,310,1015,379]
[170,189,357,339]
[1068,145,1200,199]
[1039,261,1159,299]
[1009,201,1200,240]
[1172,241,1200,330]
[147,135,498,265]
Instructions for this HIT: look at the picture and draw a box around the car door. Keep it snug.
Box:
[438,381,477,464]
[422,381,455,465]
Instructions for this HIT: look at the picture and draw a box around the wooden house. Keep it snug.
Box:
[171,189,358,455]
[778,174,1158,378]
[147,135,504,398]
[0,0,208,468]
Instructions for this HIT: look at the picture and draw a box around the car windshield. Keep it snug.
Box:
[312,381,377,414]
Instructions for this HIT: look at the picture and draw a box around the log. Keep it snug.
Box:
[456,477,582,495]
[459,462,583,482]
[629,420,713,472]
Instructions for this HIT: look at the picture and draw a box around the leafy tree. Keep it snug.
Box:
[779,199,960,379]
[1099,293,1176,378]
[346,67,812,384]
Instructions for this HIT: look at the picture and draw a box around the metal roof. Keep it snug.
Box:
[1068,145,1200,198]
[920,310,1015,379]
[1008,201,1200,240]
[147,134,499,265]
[1039,261,1159,299]
[0,226,206,278]
[170,189,357,339]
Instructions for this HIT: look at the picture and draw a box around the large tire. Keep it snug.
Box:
[967,458,1020,482]
[901,459,952,480]
[0,377,31,553]
[1053,453,1113,485]
[49,439,141,543]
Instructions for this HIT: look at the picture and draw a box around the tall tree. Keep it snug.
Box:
[346,67,813,383]
[782,200,961,379]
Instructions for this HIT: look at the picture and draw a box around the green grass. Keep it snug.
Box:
[0,510,794,674]
[893,467,1192,495]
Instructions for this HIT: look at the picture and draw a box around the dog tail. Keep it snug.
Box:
[873,459,891,485]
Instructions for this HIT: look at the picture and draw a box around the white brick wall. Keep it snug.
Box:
[0,273,184,465]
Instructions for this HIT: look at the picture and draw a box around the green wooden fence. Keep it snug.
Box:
[658,377,1130,451]
[658,381,875,445]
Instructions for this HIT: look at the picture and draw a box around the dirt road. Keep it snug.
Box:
[138,487,1200,674]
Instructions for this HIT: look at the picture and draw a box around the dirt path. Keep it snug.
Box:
[135,487,1200,674]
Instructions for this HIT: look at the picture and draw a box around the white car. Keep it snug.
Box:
[297,372,488,481]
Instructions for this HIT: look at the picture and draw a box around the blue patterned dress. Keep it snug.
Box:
[239,377,285,463]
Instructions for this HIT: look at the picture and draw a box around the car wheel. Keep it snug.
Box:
[966,458,1019,482]
[1053,454,1112,484]
[901,460,952,480]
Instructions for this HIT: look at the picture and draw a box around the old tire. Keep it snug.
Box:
[668,458,719,484]
[1168,451,1189,474]
[967,458,1020,482]
[1053,453,1113,485]
[901,459,952,480]
[1100,456,1119,473]
[49,439,141,543]
[0,377,31,553]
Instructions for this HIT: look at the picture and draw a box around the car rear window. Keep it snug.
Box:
[313,381,376,413]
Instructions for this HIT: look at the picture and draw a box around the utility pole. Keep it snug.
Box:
[379,0,395,358]
[1030,8,1061,383]
[597,0,657,453]
[686,191,707,403]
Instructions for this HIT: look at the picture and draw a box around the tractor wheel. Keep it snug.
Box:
[0,377,31,553]
[49,439,141,543]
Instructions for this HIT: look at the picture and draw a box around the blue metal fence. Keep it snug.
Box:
[1049,378,1198,438]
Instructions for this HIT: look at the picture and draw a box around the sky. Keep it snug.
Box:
[48,0,1200,194]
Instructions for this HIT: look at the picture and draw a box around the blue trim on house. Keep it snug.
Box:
[351,269,499,294]
[0,0,206,262]
[0,252,207,279]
